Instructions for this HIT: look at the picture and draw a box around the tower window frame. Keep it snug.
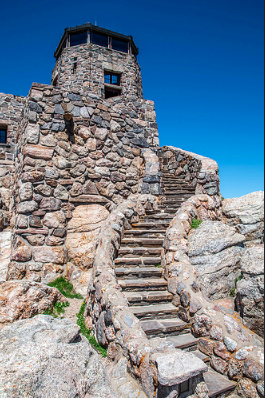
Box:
[0,126,7,144]
[104,71,121,86]
[69,30,88,47]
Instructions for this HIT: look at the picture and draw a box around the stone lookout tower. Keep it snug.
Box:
[52,23,143,99]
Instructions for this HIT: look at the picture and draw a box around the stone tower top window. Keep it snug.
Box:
[104,72,121,86]
[111,38,128,53]
[0,127,7,144]
[91,32,108,48]
[70,31,87,47]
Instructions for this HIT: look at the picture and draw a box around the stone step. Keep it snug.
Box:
[115,267,163,279]
[165,191,195,196]
[131,221,170,229]
[145,213,173,219]
[124,229,166,238]
[138,219,171,226]
[124,290,173,305]
[131,303,178,320]
[203,369,236,398]
[153,333,198,351]
[118,278,168,291]
[118,246,162,257]
[115,257,161,267]
[121,238,164,247]
[193,350,210,363]
[140,317,189,337]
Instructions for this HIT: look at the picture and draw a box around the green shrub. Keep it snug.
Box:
[48,277,83,299]
[44,301,69,318]
[77,302,107,357]
[190,217,203,229]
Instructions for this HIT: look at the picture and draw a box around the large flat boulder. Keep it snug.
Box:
[188,221,245,300]
[235,244,264,337]
[0,315,117,397]
[222,191,264,245]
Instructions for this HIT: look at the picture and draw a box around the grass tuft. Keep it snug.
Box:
[77,302,107,357]
[44,301,69,318]
[190,216,203,229]
[230,274,243,297]
[48,277,84,299]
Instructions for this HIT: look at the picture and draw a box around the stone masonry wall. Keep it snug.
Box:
[52,44,143,99]
[8,82,159,283]
[0,93,26,161]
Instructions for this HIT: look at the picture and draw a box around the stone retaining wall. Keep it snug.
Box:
[162,194,264,396]
[158,146,220,196]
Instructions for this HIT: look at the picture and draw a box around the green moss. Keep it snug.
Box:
[155,263,162,268]
[43,301,70,318]
[48,277,83,299]
[77,302,107,357]
[190,217,203,229]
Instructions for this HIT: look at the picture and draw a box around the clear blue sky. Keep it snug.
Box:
[1,0,263,198]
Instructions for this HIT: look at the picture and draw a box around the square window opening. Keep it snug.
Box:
[91,32,108,48]
[0,127,7,144]
[105,87,121,99]
[70,31,87,47]
[104,71,121,86]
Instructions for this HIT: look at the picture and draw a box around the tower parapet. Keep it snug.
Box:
[52,23,143,99]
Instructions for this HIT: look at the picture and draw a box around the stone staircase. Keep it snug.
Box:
[115,172,236,397]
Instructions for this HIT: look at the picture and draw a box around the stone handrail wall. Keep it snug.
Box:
[162,194,264,395]
[85,194,208,398]
[158,146,220,196]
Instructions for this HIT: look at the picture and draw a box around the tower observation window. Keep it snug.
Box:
[70,31,87,47]
[104,72,121,86]
[91,32,108,48]
[0,127,7,144]
[112,38,128,53]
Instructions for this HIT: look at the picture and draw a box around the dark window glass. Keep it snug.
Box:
[112,38,128,53]
[104,72,121,86]
[70,31,87,47]
[0,128,7,144]
[105,87,121,99]
[91,32,108,48]
[180,380,189,393]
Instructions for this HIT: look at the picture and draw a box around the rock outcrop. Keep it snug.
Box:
[0,315,117,397]
[188,221,245,300]
[222,191,264,246]
[0,280,66,326]
[235,244,264,337]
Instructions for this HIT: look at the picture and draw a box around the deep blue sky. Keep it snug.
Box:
[1,0,263,198]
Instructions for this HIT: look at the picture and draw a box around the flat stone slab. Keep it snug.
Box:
[203,369,236,397]
[193,350,209,363]
[124,290,173,304]
[118,278,167,291]
[131,303,178,319]
[141,318,187,335]
[165,333,198,350]
[122,238,164,246]
[115,267,163,278]
[154,349,208,386]
[115,257,161,265]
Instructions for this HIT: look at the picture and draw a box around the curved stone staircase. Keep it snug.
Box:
[115,170,236,397]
